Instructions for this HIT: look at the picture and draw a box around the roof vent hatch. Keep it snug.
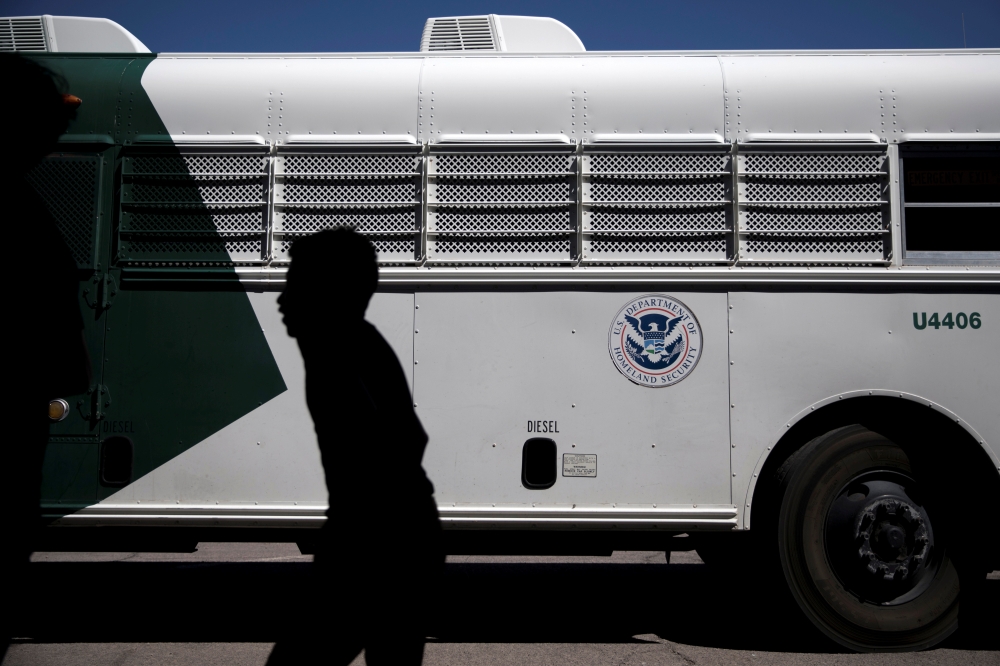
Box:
[420,15,585,53]
[0,17,47,51]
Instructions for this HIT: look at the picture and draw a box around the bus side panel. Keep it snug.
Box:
[730,292,1000,525]
[722,55,888,140]
[419,55,724,140]
[575,56,724,138]
[96,291,413,509]
[885,54,1000,138]
[414,291,732,507]
[96,288,287,502]
[31,55,136,513]
[34,55,135,138]
[419,57,574,138]
[722,53,1000,141]
[140,57,422,139]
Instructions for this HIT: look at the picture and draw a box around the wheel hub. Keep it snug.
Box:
[855,497,929,581]
[824,472,939,606]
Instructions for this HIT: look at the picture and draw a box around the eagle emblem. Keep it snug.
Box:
[623,312,686,370]
[608,294,703,387]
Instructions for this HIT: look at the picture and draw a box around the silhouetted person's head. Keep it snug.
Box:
[279,228,378,340]
[0,54,79,180]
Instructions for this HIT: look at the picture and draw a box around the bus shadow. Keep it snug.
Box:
[13,560,999,653]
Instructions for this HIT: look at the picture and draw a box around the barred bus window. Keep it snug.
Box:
[901,144,1000,263]
[905,208,999,252]
[736,148,890,266]
[25,152,102,270]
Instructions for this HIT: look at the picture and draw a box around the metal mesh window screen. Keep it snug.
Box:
[587,179,725,203]
[121,210,264,234]
[588,153,727,173]
[277,236,416,263]
[124,181,265,205]
[282,154,419,175]
[126,155,267,176]
[586,236,729,263]
[25,153,101,269]
[737,151,890,265]
[280,179,417,205]
[120,238,264,263]
[581,152,732,265]
[277,208,417,234]
[433,178,572,204]
[427,152,577,264]
[742,237,885,259]
[432,154,573,174]
[432,208,573,234]
[273,152,422,264]
[743,180,882,203]
[586,207,728,234]
[433,237,572,258]
[744,153,881,174]
[743,208,883,234]
[118,152,269,266]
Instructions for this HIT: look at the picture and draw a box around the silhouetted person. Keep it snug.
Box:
[270,228,442,665]
[1,54,91,657]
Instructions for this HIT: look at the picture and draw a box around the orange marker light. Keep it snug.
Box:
[48,399,69,422]
[62,94,82,109]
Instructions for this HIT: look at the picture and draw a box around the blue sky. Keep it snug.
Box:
[6,0,999,52]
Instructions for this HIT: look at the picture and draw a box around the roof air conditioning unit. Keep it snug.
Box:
[0,15,149,52]
[419,15,585,53]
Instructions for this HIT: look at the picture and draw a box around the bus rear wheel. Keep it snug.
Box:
[777,425,960,652]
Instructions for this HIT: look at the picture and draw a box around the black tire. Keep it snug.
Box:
[777,425,960,652]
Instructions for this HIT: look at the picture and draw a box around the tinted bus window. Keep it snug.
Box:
[903,157,999,203]
[901,146,1000,262]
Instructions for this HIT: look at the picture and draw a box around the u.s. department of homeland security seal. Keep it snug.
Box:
[608,294,703,387]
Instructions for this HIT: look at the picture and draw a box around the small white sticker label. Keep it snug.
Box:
[563,454,597,477]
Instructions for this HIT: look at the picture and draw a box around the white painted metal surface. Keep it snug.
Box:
[731,292,1000,528]
[136,51,1000,147]
[720,53,998,144]
[414,292,731,509]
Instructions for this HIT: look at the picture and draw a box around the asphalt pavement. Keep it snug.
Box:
[3,543,998,665]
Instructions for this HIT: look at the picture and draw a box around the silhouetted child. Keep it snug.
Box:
[270,228,442,665]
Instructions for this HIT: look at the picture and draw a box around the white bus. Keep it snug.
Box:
[8,13,999,651]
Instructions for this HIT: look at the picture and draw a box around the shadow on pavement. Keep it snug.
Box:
[11,559,999,653]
